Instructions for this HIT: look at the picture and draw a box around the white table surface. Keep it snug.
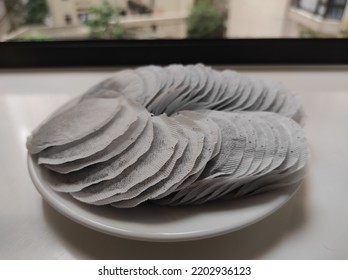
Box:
[0,66,347,260]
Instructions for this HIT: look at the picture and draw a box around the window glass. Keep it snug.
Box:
[297,0,319,13]
[1,0,347,41]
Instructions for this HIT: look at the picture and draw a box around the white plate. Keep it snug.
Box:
[27,155,300,242]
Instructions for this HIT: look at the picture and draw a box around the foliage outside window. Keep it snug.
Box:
[85,0,131,40]
[15,31,51,41]
[187,0,225,39]
[25,0,48,24]
[340,29,348,37]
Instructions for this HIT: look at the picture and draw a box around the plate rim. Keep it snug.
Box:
[27,154,301,242]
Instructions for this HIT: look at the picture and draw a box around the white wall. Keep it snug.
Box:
[47,0,80,26]
[226,0,291,38]
[153,0,194,14]
[341,2,348,30]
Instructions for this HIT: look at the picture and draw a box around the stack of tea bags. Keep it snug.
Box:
[27,64,308,207]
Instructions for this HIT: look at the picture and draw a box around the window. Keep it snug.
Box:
[78,12,89,23]
[65,14,72,25]
[1,0,348,68]
[293,0,347,20]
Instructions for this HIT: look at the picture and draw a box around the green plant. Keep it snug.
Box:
[187,0,225,39]
[25,0,48,24]
[300,28,333,38]
[14,31,51,41]
[85,0,130,39]
[341,29,348,37]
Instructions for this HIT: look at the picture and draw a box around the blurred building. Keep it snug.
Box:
[46,0,130,27]
[288,0,348,37]
[226,0,348,38]
[47,0,194,38]
[2,0,348,41]
[46,0,193,27]
[1,0,193,40]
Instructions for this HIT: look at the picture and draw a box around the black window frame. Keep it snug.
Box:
[1,38,348,68]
